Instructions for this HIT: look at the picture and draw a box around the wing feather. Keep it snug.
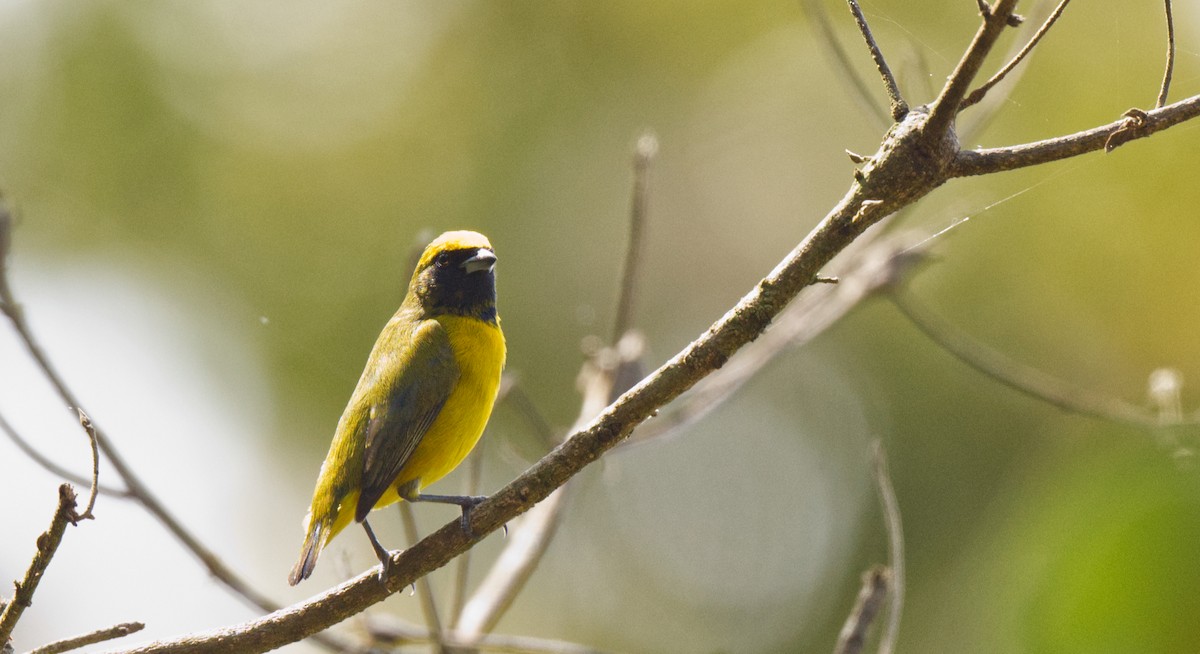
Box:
[354,318,459,521]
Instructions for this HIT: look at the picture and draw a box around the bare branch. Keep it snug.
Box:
[960,0,1073,111]
[833,566,890,654]
[845,0,908,120]
[0,485,79,648]
[1157,0,1175,108]
[872,442,904,654]
[27,622,144,654]
[952,93,1200,176]
[73,409,100,521]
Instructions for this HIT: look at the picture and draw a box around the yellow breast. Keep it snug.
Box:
[370,314,505,508]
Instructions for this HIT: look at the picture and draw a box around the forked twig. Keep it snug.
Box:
[845,0,908,120]
[960,0,1072,111]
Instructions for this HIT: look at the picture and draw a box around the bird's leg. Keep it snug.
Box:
[398,480,488,537]
[362,519,396,582]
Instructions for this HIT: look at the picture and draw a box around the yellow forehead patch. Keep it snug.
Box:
[418,230,494,269]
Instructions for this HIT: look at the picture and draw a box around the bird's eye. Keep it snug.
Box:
[435,252,452,268]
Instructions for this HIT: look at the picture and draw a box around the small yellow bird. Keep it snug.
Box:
[289,230,506,586]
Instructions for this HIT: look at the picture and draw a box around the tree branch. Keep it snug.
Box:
[952,93,1200,176]
[0,485,80,648]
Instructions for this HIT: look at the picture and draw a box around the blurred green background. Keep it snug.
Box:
[1,1,1198,652]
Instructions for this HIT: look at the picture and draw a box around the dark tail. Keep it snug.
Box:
[288,521,325,586]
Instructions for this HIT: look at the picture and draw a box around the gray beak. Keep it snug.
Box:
[461,249,497,274]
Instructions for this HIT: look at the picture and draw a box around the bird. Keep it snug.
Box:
[288,230,506,586]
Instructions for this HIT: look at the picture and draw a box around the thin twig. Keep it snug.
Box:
[801,0,890,129]
[845,0,908,120]
[871,441,904,654]
[960,0,1073,111]
[1157,0,1175,108]
[0,411,129,498]
[0,485,79,647]
[833,566,890,654]
[612,132,657,343]
[27,622,145,654]
[399,503,447,654]
[74,409,100,521]
[890,288,1200,429]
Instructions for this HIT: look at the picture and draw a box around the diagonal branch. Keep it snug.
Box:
[0,485,80,648]
[845,0,908,120]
